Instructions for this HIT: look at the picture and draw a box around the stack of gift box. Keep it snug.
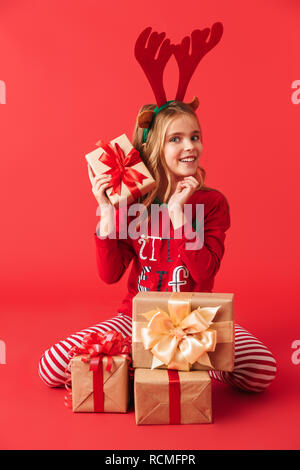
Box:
[66,134,235,423]
[132,292,234,425]
[67,291,234,425]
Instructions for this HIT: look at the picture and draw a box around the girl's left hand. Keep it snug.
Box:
[168,176,200,211]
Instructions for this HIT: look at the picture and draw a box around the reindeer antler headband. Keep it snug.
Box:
[134,24,223,142]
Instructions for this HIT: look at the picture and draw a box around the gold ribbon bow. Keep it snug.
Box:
[140,295,221,371]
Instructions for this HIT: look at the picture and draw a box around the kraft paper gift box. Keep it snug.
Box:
[71,354,129,413]
[132,291,234,372]
[134,368,212,425]
[85,133,156,208]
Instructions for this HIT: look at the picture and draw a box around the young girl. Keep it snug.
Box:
[38,101,277,393]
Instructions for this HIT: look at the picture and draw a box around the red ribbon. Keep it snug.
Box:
[168,370,181,424]
[97,141,148,200]
[89,356,105,412]
[65,331,131,412]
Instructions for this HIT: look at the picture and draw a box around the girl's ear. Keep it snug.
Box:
[137,110,155,128]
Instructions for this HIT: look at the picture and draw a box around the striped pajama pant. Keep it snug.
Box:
[38,313,277,393]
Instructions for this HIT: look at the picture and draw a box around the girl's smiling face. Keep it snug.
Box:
[163,114,203,181]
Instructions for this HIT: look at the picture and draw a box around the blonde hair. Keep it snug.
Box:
[132,101,206,211]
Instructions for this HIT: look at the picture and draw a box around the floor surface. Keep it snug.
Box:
[1,296,299,450]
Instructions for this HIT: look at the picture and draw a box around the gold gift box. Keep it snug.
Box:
[132,291,234,372]
[134,368,212,425]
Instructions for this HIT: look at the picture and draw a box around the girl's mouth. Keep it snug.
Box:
[179,156,197,163]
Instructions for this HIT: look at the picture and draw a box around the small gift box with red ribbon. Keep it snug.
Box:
[134,368,212,425]
[132,291,234,372]
[85,133,156,208]
[66,331,131,413]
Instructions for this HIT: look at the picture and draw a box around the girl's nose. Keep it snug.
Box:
[183,139,194,151]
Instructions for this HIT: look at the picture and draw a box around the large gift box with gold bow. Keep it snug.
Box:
[85,133,156,208]
[134,368,212,425]
[132,292,234,372]
[66,331,131,413]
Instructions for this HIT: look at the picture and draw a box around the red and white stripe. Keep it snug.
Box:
[39,319,277,392]
[208,324,277,392]
[38,313,132,388]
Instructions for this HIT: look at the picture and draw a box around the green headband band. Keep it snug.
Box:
[142,100,175,143]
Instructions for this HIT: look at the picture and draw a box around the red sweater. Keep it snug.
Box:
[94,188,230,317]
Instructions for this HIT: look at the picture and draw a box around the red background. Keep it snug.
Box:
[0,0,299,449]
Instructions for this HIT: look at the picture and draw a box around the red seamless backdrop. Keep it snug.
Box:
[0,0,299,450]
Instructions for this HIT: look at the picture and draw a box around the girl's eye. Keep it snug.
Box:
[169,135,200,143]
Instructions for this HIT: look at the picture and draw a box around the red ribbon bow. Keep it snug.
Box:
[65,331,132,411]
[97,141,148,200]
[68,330,131,368]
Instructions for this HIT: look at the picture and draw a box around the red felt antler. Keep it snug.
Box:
[134,27,174,107]
[173,22,223,102]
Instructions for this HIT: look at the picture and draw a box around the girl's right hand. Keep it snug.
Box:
[87,163,113,207]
